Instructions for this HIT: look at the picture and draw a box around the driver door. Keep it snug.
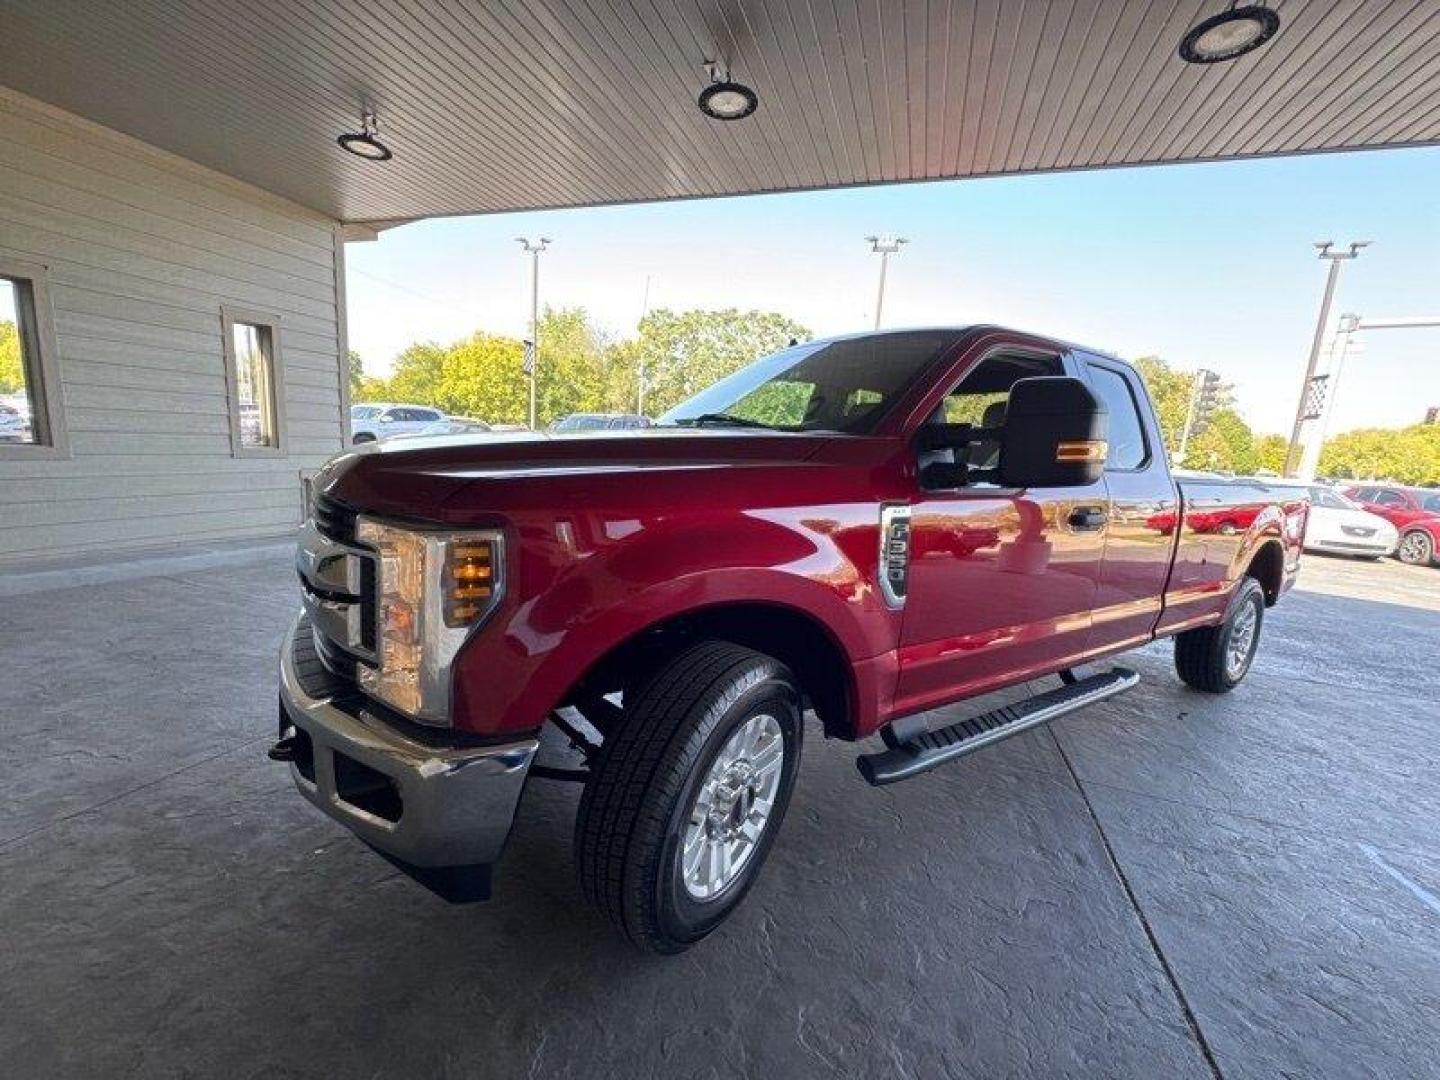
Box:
[895,350,1108,714]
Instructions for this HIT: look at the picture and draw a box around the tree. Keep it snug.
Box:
[0,321,24,395]
[534,307,609,425]
[1130,354,1260,472]
[434,333,529,423]
[1254,434,1289,474]
[617,308,811,417]
[347,349,367,399]
[1320,423,1440,485]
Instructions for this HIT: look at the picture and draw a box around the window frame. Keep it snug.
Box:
[0,256,70,460]
[220,305,287,458]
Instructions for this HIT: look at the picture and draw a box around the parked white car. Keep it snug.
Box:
[1267,481,1398,558]
[349,403,446,443]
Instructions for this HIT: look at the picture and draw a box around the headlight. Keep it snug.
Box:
[355,517,504,725]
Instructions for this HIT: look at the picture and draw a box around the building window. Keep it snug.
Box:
[0,258,68,459]
[221,307,286,456]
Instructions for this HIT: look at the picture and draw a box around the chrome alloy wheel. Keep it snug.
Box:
[1226,599,1259,680]
[1399,531,1432,565]
[681,713,785,901]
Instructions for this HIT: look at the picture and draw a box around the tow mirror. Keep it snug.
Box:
[997,377,1108,488]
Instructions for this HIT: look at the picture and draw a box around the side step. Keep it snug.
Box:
[856,667,1139,786]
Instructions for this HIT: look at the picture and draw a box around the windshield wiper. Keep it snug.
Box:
[672,412,779,430]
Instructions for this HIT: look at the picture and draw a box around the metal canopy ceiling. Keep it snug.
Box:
[2,1,1437,224]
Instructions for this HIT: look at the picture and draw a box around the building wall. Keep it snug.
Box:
[0,87,348,562]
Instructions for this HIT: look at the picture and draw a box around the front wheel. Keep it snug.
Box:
[1174,576,1265,692]
[1397,530,1435,566]
[575,641,802,954]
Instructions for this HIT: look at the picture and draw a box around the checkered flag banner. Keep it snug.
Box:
[522,339,535,376]
[1301,374,1329,420]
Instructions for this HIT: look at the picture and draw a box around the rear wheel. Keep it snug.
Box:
[1397,530,1435,566]
[575,641,802,954]
[1175,577,1265,692]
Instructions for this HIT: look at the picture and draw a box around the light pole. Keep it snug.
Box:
[636,274,651,416]
[1284,241,1369,476]
[866,235,908,329]
[516,237,551,429]
[1296,312,1440,480]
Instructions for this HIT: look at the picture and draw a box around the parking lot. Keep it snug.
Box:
[2,548,1437,1079]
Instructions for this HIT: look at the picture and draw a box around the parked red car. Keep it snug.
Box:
[1343,484,1440,566]
[277,326,1305,952]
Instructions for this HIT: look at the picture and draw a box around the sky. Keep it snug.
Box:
[346,146,1440,437]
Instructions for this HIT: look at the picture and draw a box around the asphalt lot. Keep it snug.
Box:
[2,548,1438,1078]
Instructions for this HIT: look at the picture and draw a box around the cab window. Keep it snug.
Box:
[1085,364,1147,470]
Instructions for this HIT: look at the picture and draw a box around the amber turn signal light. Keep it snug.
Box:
[1055,440,1108,464]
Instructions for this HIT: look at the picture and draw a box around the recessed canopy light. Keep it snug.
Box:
[338,108,392,161]
[698,62,758,121]
[1179,4,1280,64]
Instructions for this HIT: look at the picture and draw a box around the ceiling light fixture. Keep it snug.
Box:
[338,108,392,161]
[698,61,758,121]
[1179,3,1280,64]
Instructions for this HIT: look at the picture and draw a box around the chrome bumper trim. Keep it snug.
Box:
[279,614,537,868]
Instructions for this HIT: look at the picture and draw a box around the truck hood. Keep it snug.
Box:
[315,428,838,521]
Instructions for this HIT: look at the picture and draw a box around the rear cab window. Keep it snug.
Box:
[1084,362,1149,470]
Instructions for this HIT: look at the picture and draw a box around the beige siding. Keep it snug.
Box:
[0,89,345,562]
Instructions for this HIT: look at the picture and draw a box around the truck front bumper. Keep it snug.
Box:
[278,613,537,895]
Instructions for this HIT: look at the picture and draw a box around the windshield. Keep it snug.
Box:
[1310,487,1356,510]
[351,405,381,419]
[657,331,962,434]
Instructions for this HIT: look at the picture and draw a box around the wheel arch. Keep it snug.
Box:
[559,600,860,740]
[1245,538,1286,605]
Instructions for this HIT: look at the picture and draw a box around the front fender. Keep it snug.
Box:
[449,505,900,736]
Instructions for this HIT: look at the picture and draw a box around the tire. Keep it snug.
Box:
[1175,576,1266,693]
[575,641,803,954]
[1396,530,1435,566]
[351,432,376,445]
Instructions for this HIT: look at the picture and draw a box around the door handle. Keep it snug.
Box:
[1068,506,1108,531]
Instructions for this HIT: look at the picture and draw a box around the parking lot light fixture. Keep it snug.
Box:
[337,108,392,161]
[698,61,758,121]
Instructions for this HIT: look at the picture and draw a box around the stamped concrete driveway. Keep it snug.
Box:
[2,546,1437,1079]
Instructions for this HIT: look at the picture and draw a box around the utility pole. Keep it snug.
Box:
[516,237,551,430]
[1297,315,1359,482]
[865,235,908,329]
[1284,241,1369,476]
[636,274,652,416]
[1296,312,1440,480]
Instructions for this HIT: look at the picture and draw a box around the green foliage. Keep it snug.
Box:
[620,308,811,417]
[1129,354,1431,482]
[1132,355,1254,473]
[0,321,24,395]
[1320,423,1440,486]
[353,306,810,428]
[1254,434,1289,474]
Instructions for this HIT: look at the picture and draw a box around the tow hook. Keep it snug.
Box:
[268,734,301,763]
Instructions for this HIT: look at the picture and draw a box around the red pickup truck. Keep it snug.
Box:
[276,326,1305,952]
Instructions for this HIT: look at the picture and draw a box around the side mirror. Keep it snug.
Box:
[997,376,1108,488]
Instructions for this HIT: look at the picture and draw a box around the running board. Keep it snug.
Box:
[856,667,1140,786]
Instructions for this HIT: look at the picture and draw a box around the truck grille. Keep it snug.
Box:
[313,492,358,543]
[297,494,376,678]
